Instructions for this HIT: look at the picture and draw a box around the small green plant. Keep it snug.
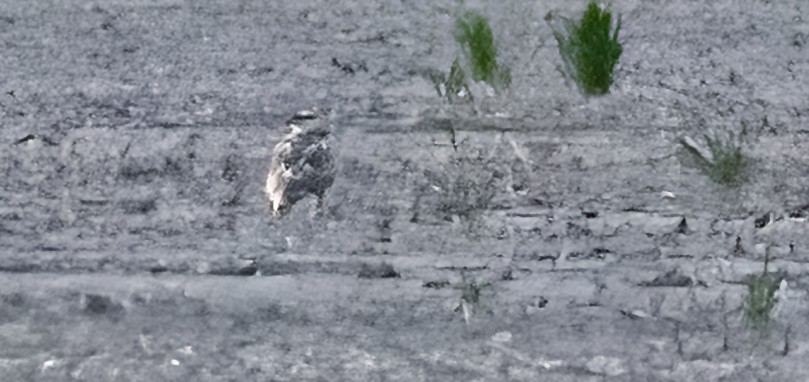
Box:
[453,10,511,91]
[743,256,784,330]
[679,133,748,186]
[427,150,499,222]
[548,1,622,95]
[429,8,510,103]
[429,58,473,104]
[453,273,493,324]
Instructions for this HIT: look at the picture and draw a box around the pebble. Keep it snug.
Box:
[491,331,512,343]
[585,356,625,376]
[195,262,211,274]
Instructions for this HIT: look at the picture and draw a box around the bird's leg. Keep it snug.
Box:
[317,194,329,212]
[309,194,326,219]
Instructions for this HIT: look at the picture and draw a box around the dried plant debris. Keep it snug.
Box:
[415,144,507,227]
[453,274,494,324]
[744,268,785,330]
[546,1,622,95]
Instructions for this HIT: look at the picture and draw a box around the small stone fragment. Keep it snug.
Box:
[195,262,211,274]
[500,268,514,281]
[236,259,259,276]
[619,309,652,320]
[534,296,549,308]
[754,213,772,229]
[585,356,625,376]
[582,210,598,218]
[675,217,688,234]
[491,331,512,343]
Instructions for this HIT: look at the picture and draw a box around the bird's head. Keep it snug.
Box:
[283,106,333,137]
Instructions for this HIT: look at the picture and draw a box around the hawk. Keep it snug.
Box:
[265,107,336,218]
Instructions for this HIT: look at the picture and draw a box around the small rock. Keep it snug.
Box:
[195,262,211,274]
[150,265,169,274]
[177,345,193,355]
[491,331,512,343]
[525,297,549,315]
[675,217,688,234]
[660,191,676,199]
[533,296,549,308]
[585,356,625,376]
[500,268,514,281]
[358,262,400,279]
[619,309,652,320]
[150,259,169,274]
[539,359,566,370]
[14,134,36,145]
[235,259,259,276]
[525,306,541,315]
[789,204,809,219]
[755,212,772,228]
[645,339,667,353]
[41,359,60,372]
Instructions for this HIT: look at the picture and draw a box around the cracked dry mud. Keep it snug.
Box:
[1,0,809,380]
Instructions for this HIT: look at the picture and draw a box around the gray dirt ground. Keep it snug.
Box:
[1,0,809,380]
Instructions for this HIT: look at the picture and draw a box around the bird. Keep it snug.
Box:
[265,107,336,218]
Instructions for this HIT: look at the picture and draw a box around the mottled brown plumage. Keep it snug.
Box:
[265,107,335,217]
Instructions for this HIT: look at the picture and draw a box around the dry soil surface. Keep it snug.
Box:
[2,0,809,380]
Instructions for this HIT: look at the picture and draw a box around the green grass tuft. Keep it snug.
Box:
[453,273,493,322]
[744,270,782,330]
[429,58,474,104]
[428,8,510,103]
[550,1,622,95]
[430,152,498,222]
[679,134,748,187]
[453,10,511,91]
